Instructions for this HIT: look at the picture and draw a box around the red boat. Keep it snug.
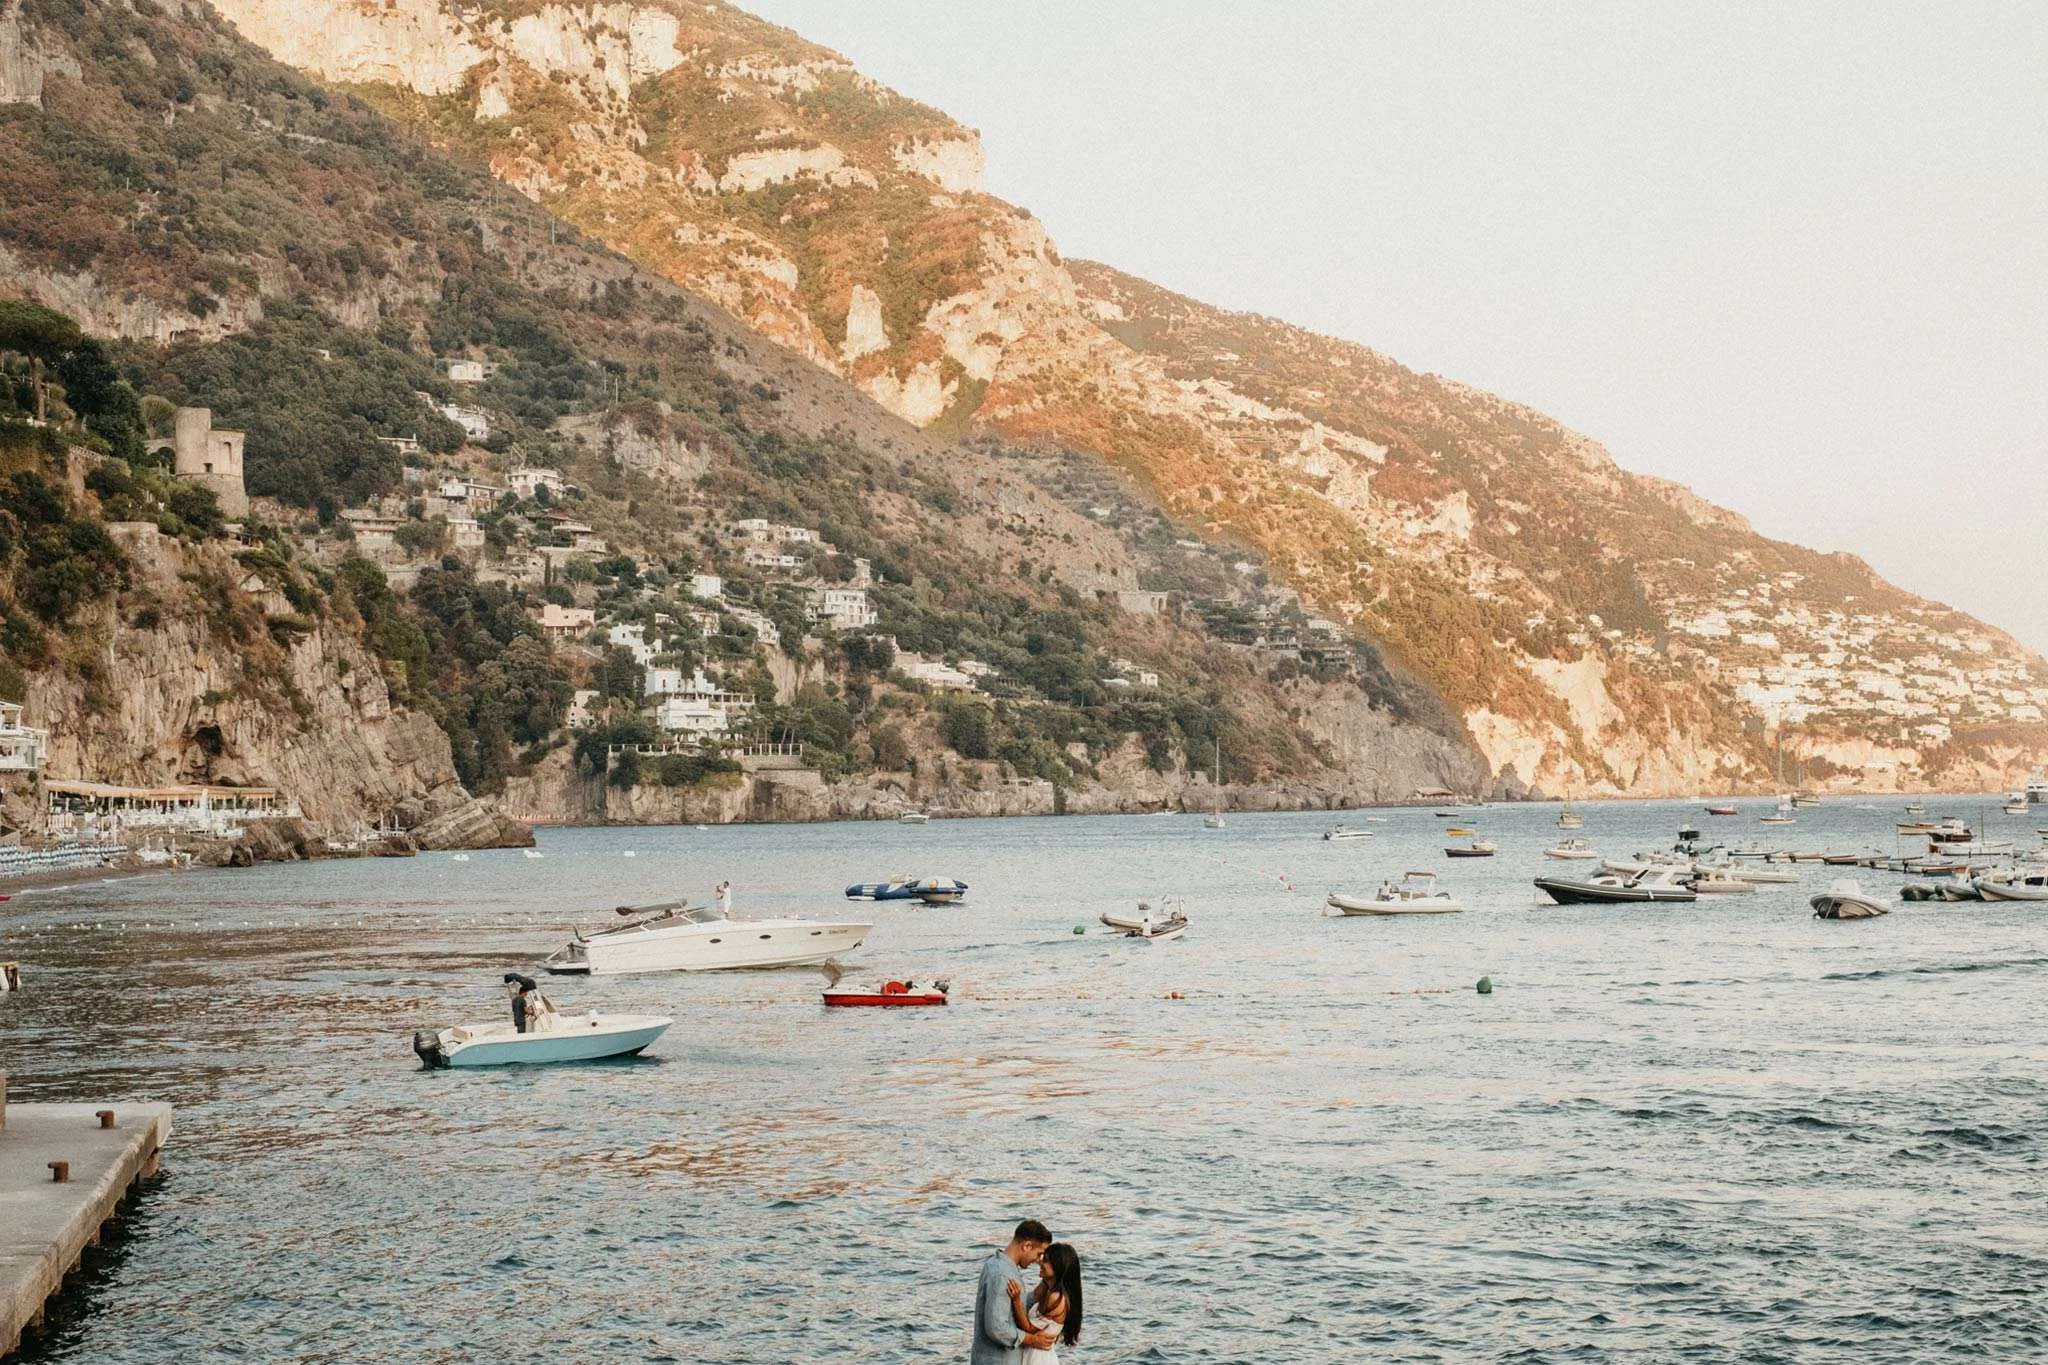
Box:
[823,979,948,1008]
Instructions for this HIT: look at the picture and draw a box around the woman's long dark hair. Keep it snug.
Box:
[1041,1242,1083,1346]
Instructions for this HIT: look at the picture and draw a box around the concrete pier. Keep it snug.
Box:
[1,1099,171,1358]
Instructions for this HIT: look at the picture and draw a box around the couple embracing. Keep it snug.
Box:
[972,1219,1084,1363]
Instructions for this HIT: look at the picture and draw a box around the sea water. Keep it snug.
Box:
[4,799,2045,1361]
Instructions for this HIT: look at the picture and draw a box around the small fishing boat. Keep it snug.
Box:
[1101,900,1190,940]
[1444,825,1477,836]
[844,875,969,904]
[1544,838,1600,861]
[1690,872,1756,894]
[1705,804,1739,816]
[1327,871,1462,915]
[522,848,543,859]
[1556,802,1584,830]
[1444,838,1496,858]
[413,1011,672,1068]
[1535,867,1697,905]
[1323,827,1374,841]
[897,811,930,825]
[2003,794,2029,816]
[823,979,949,1007]
[1903,801,1926,816]
[1791,792,1823,808]
[1810,879,1888,919]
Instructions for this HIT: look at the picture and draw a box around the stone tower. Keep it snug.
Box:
[171,406,248,517]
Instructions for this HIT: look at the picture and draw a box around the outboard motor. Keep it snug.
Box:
[413,1030,447,1069]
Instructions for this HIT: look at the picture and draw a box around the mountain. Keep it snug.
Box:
[5,0,2040,823]
[188,0,2048,795]
[1,0,1486,854]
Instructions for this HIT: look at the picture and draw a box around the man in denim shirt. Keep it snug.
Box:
[972,1219,1057,1363]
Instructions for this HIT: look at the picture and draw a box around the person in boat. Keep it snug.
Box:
[715,880,732,918]
[972,1220,1058,1364]
[1005,1242,1083,1364]
[504,972,543,1033]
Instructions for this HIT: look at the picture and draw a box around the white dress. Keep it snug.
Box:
[1020,1301,1063,1365]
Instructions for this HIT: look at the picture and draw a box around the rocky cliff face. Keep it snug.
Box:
[4,522,525,850]
[215,0,2048,795]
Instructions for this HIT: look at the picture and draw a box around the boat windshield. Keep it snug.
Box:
[582,901,717,937]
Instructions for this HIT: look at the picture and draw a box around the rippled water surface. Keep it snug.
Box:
[5,800,2047,1361]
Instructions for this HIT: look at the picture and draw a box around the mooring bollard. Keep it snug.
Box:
[97,1109,116,1129]
[49,1161,69,1183]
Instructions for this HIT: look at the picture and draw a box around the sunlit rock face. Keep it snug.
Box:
[201,0,2048,793]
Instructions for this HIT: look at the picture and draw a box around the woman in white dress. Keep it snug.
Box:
[1006,1242,1083,1363]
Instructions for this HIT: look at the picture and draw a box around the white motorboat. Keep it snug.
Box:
[413,1011,672,1067]
[1101,899,1189,941]
[1544,838,1599,860]
[897,811,930,824]
[1974,872,2048,902]
[544,901,871,975]
[1690,872,1756,894]
[1811,880,1889,919]
[1327,871,1463,915]
[1323,827,1374,841]
[1556,802,1584,830]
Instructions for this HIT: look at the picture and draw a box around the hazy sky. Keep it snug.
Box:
[742,1,2048,651]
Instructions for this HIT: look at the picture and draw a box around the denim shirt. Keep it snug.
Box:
[971,1252,1025,1363]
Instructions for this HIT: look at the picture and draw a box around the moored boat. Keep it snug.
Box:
[1101,900,1190,940]
[1705,804,1739,816]
[1544,838,1599,860]
[1974,872,2048,902]
[1535,867,1697,905]
[823,979,949,1006]
[1810,879,1888,919]
[1323,827,1374,841]
[897,811,930,824]
[845,875,968,904]
[413,1011,672,1068]
[1327,871,1462,915]
[545,901,871,975]
[1445,838,1496,858]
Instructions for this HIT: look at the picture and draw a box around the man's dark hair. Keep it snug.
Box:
[1014,1219,1052,1245]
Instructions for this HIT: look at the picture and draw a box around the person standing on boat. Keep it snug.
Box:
[715,880,732,917]
[972,1220,1057,1364]
[504,972,539,1033]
